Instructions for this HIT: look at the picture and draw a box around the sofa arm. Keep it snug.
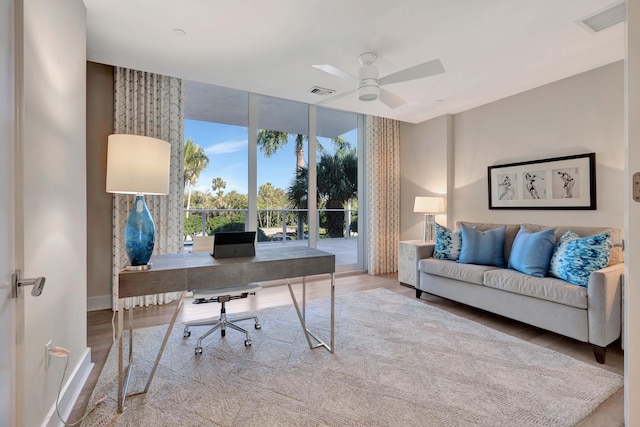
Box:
[416,242,435,260]
[587,263,623,347]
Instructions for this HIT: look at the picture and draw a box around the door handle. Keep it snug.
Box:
[11,270,46,298]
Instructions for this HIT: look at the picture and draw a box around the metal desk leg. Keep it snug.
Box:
[117,290,187,413]
[286,273,335,353]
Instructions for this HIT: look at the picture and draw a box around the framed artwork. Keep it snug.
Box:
[488,153,596,210]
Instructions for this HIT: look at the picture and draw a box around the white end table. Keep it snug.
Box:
[398,240,433,287]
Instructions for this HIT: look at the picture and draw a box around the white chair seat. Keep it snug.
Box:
[185,236,262,355]
[193,282,261,299]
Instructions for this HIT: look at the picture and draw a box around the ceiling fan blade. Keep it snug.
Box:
[315,89,357,106]
[378,58,445,86]
[312,64,358,81]
[378,88,405,109]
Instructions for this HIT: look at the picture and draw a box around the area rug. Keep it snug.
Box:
[81,288,622,426]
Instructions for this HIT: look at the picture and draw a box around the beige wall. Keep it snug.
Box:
[399,115,453,241]
[86,62,114,310]
[400,61,624,238]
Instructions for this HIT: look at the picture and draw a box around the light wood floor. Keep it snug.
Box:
[70,273,624,426]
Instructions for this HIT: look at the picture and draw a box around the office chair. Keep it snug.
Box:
[183,235,262,355]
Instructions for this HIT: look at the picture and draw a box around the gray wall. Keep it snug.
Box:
[400,61,624,240]
[86,62,115,310]
[20,0,88,424]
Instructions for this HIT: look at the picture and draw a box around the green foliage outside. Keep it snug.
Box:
[184,131,358,240]
[209,221,269,242]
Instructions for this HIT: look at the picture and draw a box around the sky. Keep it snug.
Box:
[185,119,357,195]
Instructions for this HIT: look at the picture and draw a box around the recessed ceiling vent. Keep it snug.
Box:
[579,2,624,33]
[308,86,335,97]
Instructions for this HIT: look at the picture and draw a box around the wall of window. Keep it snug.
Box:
[183,81,364,271]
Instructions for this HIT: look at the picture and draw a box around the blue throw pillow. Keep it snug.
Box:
[507,226,555,277]
[458,224,506,267]
[549,231,611,287]
[433,223,462,261]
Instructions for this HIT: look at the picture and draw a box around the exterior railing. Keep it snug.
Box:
[183,208,357,243]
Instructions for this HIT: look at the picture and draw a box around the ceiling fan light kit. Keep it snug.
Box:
[358,84,379,101]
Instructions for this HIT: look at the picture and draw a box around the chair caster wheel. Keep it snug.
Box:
[221,330,226,337]
[255,323,261,329]
[183,331,191,338]
[195,346,202,355]
[245,339,251,347]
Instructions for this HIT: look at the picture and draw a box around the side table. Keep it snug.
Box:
[398,240,433,287]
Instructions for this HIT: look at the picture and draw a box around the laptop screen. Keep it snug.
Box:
[212,231,256,259]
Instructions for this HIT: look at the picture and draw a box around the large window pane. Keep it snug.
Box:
[183,83,249,245]
[316,107,360,268]
[256,96,309,245]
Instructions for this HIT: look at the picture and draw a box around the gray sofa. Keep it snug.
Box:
[415,222,624,364]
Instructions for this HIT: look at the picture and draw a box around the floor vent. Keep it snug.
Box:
[579,2,624,33]
[308,86,335,97]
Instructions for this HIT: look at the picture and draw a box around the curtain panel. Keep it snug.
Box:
[112,67,185,310]
[365,116,400,275]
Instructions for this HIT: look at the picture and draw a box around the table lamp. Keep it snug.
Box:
[106,134,171,270]
[413,196,445,242]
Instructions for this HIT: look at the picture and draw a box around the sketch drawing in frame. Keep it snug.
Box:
[488,153,596,210]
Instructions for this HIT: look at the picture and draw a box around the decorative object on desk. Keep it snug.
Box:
[413,196,445,241]
[488,152,596,209]
[83,288,622,426]
[106,134,171,270]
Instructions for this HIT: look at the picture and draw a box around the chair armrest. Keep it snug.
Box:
[587,263,623,347]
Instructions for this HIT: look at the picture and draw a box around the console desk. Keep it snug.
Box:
[116,246,335,412]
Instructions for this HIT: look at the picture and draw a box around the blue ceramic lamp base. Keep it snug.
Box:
[124,195,155,270]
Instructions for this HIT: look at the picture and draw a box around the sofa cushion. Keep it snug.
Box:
[522,223,623,266]
[419,258,499,286]
[484,269,588,309]
[433,223,462,260]
[458,222,521,262]
[549,231,611,287]
[458,224,506,267]
[507,226,555,277]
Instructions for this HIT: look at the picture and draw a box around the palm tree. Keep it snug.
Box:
[257,130,351,237]
[183,138,209,216]
[288,150,357,238]
[211,177,226,208]
[257,130,306,170]
[257,130,350,170]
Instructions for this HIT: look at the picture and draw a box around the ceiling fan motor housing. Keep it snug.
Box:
[358,60,379,101]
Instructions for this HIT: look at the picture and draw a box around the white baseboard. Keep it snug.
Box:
[87,294,112,311]
[43,348,93,427]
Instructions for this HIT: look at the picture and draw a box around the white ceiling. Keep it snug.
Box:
[84,0,624,124]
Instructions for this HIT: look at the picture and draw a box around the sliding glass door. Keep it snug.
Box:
[315,107,363,271]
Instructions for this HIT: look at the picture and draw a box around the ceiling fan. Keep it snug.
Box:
[313,52,445,109]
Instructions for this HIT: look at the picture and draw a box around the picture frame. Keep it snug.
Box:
[488,153,596,210]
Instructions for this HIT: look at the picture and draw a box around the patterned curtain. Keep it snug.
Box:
[366,116,400,275]
[112,67,185,310]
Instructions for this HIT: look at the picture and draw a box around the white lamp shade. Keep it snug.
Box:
[106,134,171,195]
[413,196,445,213]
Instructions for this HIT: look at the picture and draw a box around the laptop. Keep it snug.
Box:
[211,231,256,259]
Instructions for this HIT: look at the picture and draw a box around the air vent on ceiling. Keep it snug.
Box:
[308,86,335,97]
[579,2,624,33]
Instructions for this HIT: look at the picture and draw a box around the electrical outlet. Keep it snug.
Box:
[45,340,53,371]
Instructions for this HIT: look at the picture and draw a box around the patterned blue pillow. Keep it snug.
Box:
[549,231,611,287]
[507,226,555,277]
[458,224,506,267]
[433,223,462,260]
